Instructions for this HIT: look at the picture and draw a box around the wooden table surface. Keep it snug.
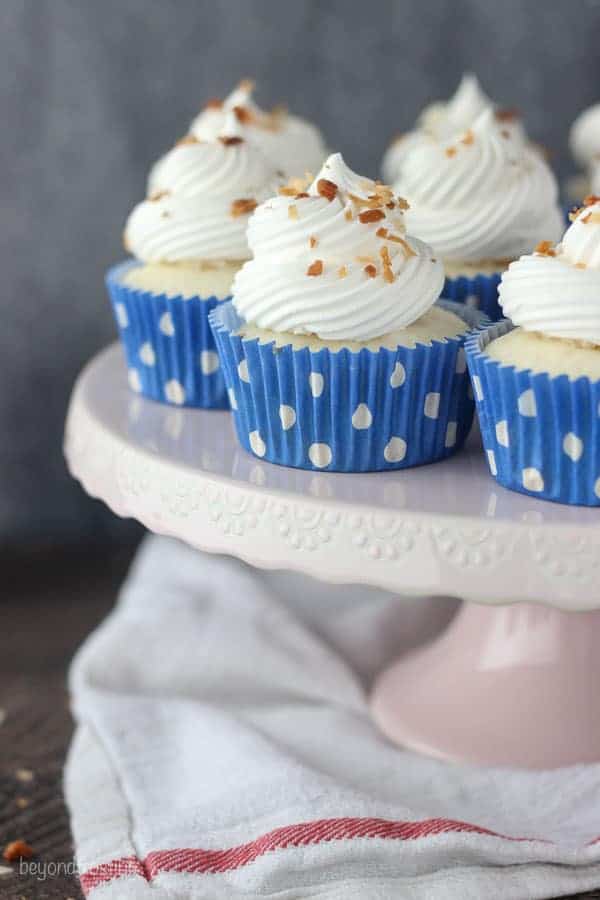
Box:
[1,539,599,900]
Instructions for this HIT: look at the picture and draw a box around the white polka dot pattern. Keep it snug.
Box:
[424,393,440,419]
[522,468,544,492]
[279,405,296,430]
[517,389,537,417]
[384,437,407,463]
[351,404,372,430]
[390,362,406,388]
[309,372,324,398]
[238,359,250,382]
[308,443,332,468]
[164,380,186,405]
[249,431,266,457]
[139,343,156,366]
[563,432,583,462]
[115,303,128,328]
[200,351,220,375]
[495,420,509,447]
[159,312,175,336]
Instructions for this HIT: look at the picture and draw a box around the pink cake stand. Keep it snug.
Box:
[64,344,600,770]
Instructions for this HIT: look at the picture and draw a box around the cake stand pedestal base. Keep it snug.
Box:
[371,602,600,769]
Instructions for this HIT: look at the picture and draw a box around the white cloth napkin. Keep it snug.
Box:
[65,535,600,900]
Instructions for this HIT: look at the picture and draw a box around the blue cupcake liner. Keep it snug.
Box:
[443,273,503,322]
[209,300,485,473]
[466,320,600,506]
[106,260,229,409]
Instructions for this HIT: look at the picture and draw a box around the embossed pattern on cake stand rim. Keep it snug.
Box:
[64,344,600,768]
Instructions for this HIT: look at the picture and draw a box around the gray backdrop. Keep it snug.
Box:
[2,0,599,546]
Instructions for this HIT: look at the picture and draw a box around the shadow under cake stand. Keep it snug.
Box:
[65,344,600,770]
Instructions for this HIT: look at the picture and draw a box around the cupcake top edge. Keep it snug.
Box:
[498,195,600,346]
[231,152,446,343]
[393,106,562,264]
[382,72,525,185]
[188,79,328,177]
[123,113,282,266]
[570,102,600,171]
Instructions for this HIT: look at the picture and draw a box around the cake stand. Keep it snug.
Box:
[64,344,600,769]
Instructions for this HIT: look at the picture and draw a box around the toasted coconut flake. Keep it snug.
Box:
[295,192,309,199]
[288,204,298,220]
[380,245,394,283]
[176,134,200,147]
[376,227,388,238]
[587,211,600,224]
[344,208,353,221]
[338,265,348,278]
[575,262,587,269]
[501,129,511,139]
[307,259,323,276]
[309,235,318,248]
[385,232,407,245]
[3,840,34,862]
[231,198,257,218]
[461,129,474,146]
[233,105,253,124]
[317,178,338,201]
[495,107,519,122]
[204,97,223,110]
[280,175,311,196]
[349,192,386,210]
[238,77,256,93]
[219,135,244,146]
[149,190,170,202]
[397,237,416,258]
[364,264,378,278]
[358,208,385,224]
[445,147,457,158]
[397,197,410,210]
[534,240,556,257]
[356,255,376,264]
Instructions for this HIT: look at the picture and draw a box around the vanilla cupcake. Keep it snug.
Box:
[393,107,563,321]
[568,103,600,202]
[466,197,600,505]
[382,73,526,186]
[210,153,484,472]
[150,79,328,189]
[106,113,281,408]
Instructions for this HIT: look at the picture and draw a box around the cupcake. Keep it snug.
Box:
[466,196,600,506]
[382,73,526,186]
[107,113,281,408]
[393,108,563,321]
[568,103,600,202]
[151,79,328,187]
[209,153,484,472]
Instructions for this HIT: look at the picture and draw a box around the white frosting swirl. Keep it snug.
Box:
[125,115,281,264]
[570,103,600,171]
[232,153,445,341]
[187,80,328,177]
[498,200,600,345]
[382,74,525,185]
[395,108,563,263]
